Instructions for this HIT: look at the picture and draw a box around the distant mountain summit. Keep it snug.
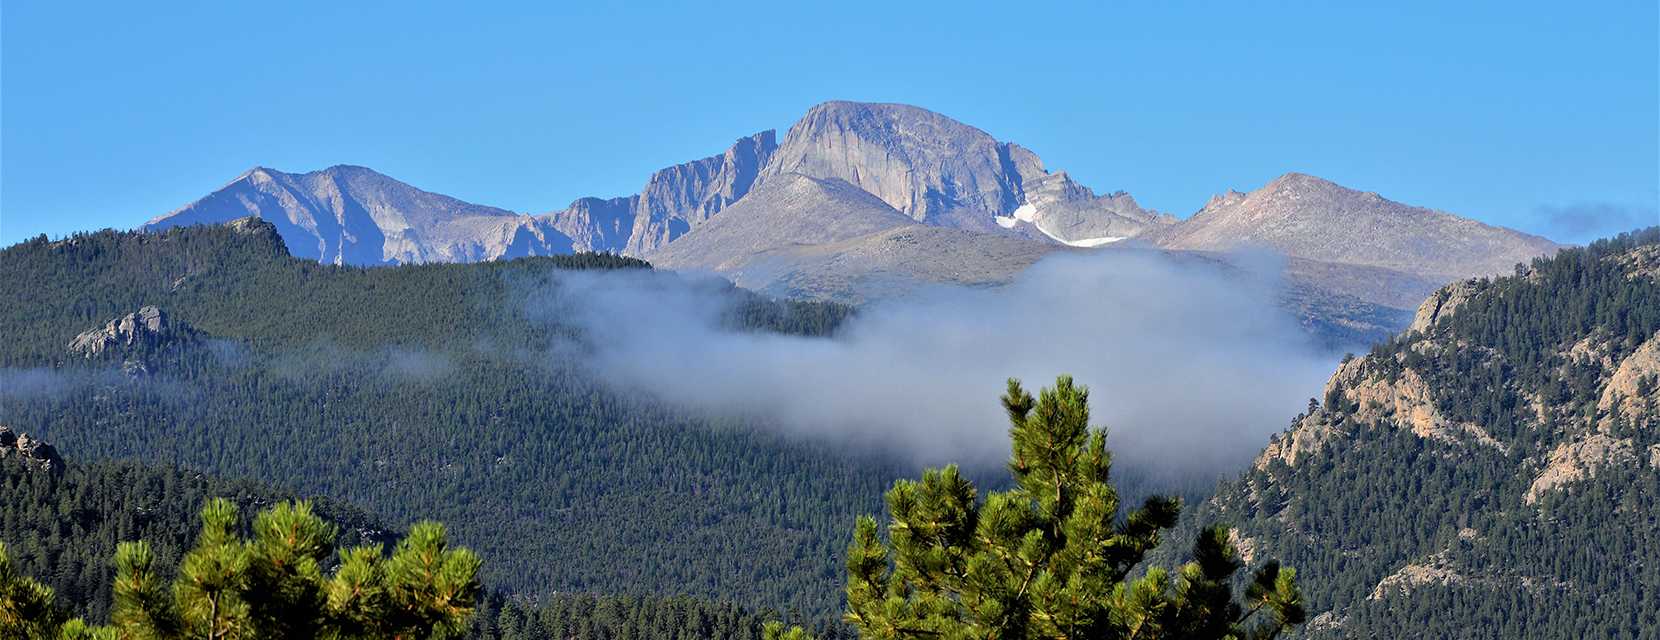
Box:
[1145,172,1562,281]
[539,101,1165,254]
[145,165,572,265]
[139,102,1562,329]
[759,101,1171,244]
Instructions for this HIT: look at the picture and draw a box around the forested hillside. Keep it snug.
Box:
[1185,228,1660,638]
[1,441,842,639]
[0,220,884,617]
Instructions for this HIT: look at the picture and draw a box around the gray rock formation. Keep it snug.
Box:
[760,101,1170,244]
[540,131,777,255]
[544,196,638,254]
[69,306,199,357]
[1409,279,1487,333]
[145,165,574,265]
[623,131,777,255]
[0,426,63,473]
[1144,173,1562,282]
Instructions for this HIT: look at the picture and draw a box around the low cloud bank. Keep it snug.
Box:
[542,249,1338,479]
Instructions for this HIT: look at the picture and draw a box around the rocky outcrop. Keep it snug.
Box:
[1596,331,1660,430]
[1525,433,1639,504]
[1337,359,1504,450]
[0,426,63,473]
[1227,528,1259,565]
[1257,411,1346,470]
[1258,349,1505,470]
[145,165,574,265]
[1611,244,1660,281]
[1410,279,1485,333]
[69,306,199,358]
[1368,552,1464,601]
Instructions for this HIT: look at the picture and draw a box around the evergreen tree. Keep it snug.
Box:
[2,541,70,640]
[4,499,480,639]
[840,376,1304,640]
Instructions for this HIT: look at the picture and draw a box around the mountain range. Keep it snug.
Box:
[144,100,1562,329]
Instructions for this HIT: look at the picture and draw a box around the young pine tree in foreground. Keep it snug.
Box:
[835,376,1305,640]
[1,499,480,640]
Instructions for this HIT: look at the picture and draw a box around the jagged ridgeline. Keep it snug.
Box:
[0,219,885,617]
[1184,228,1660,639]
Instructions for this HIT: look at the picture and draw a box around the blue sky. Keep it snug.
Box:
[2,1,1655,245]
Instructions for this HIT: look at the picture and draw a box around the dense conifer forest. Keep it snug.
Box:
[0,222,884,617]
[1,449,840,639]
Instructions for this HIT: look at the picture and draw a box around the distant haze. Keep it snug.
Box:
[542,249,1337,479]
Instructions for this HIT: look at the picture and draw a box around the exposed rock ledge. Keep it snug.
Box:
[1368,552,1463,601]
[1525,433,1640,504]
[68,306,199,357]
[1611,244,1660,281]
[1409,278,1485,334]
[1257,350,1504,469]
[0,426,63,473]
[1596,330,1660,432]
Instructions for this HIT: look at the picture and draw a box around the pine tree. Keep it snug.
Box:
[2,540,70,640]
[3,499,480,639]
[840,376,1305,640]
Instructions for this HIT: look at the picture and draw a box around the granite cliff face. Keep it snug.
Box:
[760,101,1170,244]
[539,131,778,255]
[544,195,638,254]
[145,165,574,265]
[623,131,778,255]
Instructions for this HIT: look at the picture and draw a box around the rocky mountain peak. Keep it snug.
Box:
[1150,173,1561,281]
[760,101,1165,245]
[765,101,1020,225]
[146,165,573,265]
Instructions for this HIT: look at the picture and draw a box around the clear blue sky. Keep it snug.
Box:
[3,1,1656,245]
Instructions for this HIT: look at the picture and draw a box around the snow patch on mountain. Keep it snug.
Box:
[1061,235,1127,248]
[996,203,1122,248]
